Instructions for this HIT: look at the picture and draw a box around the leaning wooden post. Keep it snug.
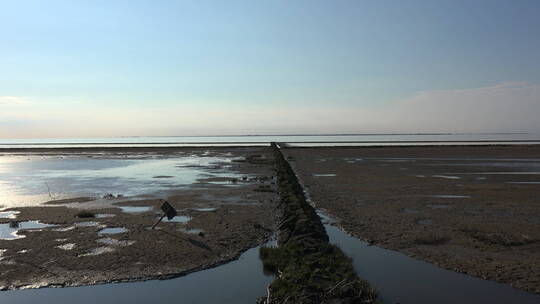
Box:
[152,201,178,229]
[152,214,166,229]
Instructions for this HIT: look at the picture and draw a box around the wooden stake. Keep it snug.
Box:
[152,214,166,229]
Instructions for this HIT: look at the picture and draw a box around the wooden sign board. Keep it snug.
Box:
[161,201,177,220]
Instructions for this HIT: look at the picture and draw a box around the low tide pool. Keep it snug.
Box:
[118,206,152,213]
[0,153,246,209]
[0,221,56,240]
[162,215,191,223]
[326,224,540,304]
[0,211,20,219]
[98,227,128,235]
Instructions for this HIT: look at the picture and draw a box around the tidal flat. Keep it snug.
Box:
[2,144,540,303]
[284,145,540,295]
[0,147,278,290]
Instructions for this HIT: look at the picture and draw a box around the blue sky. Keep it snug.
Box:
[1,0,540,137]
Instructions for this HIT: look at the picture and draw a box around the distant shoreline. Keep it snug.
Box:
[1,141,540,151]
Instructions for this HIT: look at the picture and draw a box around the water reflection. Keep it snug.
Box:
[0,211,20,219]
[0,154,245,209]
[0,221,56,240]
[326,224,540,304]
[163,215,191,223]
[98,227,128,235]
[118,206,152,213]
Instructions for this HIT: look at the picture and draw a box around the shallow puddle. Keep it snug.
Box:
[432,175,461,179]
[325,224,540,304]
[416,219,433,225]
[56,243,76,250]
[0,211,20,219]
[0,221,56,240]
[313,174,337,177]
[98,227,128,235]
[380,159,409,163]
[75,222,100,227]
[118,206,152,213]
[192,207,217,212]
[163,215,191,223]
[95,214,115,218]
[54,226,75,232]
[506,181,540,184]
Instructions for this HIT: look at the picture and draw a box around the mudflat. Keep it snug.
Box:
[283,145,540,294]
[0,147,278,290]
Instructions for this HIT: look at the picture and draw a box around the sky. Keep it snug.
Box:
[1,0,540,138]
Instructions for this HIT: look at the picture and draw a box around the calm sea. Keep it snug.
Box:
[1,133,539,148]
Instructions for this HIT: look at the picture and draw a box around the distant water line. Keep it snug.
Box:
[1,133,540,149]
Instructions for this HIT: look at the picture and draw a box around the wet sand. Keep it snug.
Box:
[283,145,540,294]
[0,147,278,290]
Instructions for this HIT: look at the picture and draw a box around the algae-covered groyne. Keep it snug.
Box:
[258,143,378,304]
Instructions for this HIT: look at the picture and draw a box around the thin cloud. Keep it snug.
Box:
[1,82,539,138]
[0,96,29,105]
[385,82,540,133]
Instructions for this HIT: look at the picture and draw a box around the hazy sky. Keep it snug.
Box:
[1,0,540,138]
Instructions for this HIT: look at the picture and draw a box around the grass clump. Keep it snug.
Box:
[259,242,379,303]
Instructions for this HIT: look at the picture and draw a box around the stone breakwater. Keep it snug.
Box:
[257,143,379,304]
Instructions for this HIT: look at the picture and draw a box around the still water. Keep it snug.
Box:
[0,153,243,209]
[326,224,540,304]
[0,244,273,304]
[1,133,539,148]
